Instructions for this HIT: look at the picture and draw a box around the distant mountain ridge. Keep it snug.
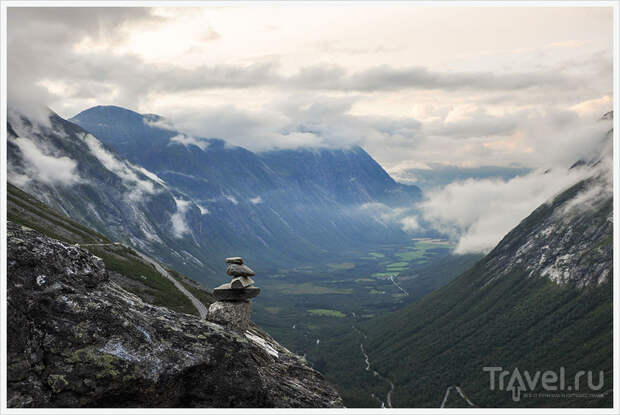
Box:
[69,105,421,207]
[9,105,421,287]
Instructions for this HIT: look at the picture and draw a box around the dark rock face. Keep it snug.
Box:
[7,222,343,408]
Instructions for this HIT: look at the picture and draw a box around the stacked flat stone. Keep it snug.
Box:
[208,257,261,331]
[212,257,261,301]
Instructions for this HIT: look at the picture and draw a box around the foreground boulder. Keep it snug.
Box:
[7,222,343,408]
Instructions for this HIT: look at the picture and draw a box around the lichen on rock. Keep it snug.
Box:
[7,222,343,408]
[207,300,252,331]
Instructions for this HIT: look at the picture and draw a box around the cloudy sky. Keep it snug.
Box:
[6,4,615,253]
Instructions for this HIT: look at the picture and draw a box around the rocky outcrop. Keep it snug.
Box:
[7,222,343,408]
[207,301,253,332]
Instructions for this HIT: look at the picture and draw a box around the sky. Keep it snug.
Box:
[6,4,615,253]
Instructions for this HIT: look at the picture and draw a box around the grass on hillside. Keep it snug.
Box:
[395,241,453,262]
[272,282,353,295]
[308,309,347,318]
[166,267,216,307]
[328,262,356,270]
[371,272,397,278]
[7,183,208,316]
[98,251,198,315]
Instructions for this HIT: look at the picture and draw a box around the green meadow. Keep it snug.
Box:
[307,309,347,318]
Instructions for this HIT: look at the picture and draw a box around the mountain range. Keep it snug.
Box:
[9,105,421,287]
[6,103,613,408]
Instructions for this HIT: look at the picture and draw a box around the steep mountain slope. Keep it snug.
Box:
[70,106,280,199]
[303,119,613,408]
[70,105,421,206]
[9,105,421,287]
[7,222,343,408]
[7,108,221,280]
[356,169,613,407]
[69,106,421,258]
[258,146,421,206]
[8,182,214,316]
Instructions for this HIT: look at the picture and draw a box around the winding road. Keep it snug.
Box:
[76,241,209,318]
[137,251,209,319]
[388,274,409,296]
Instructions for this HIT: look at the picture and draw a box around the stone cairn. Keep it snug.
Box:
[207,257,260,331]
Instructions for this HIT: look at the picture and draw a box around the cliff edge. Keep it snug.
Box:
[7,221,343,408]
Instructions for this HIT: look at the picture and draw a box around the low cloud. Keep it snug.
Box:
[412,167,595,254]
[8,110,83,187]
[559,175,612,218]
[167,95,422,152]
[249,196,263,205]
[224,195,238,205]
[374,106,612,172]
[171,198,191,237]
[143,116,176,131]
[11,137,83,187]
[84,133,161,201]
[558,138,613,218]
[169,134,210,150]
[359,202,412,228]
[400,216,420,232]
[136,166,166,186]
[8,101,54,129]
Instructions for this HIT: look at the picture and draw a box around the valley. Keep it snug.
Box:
[253,238,457,343]
[251,238,482,407]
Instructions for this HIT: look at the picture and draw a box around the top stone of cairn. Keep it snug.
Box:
[225,257,244,265]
